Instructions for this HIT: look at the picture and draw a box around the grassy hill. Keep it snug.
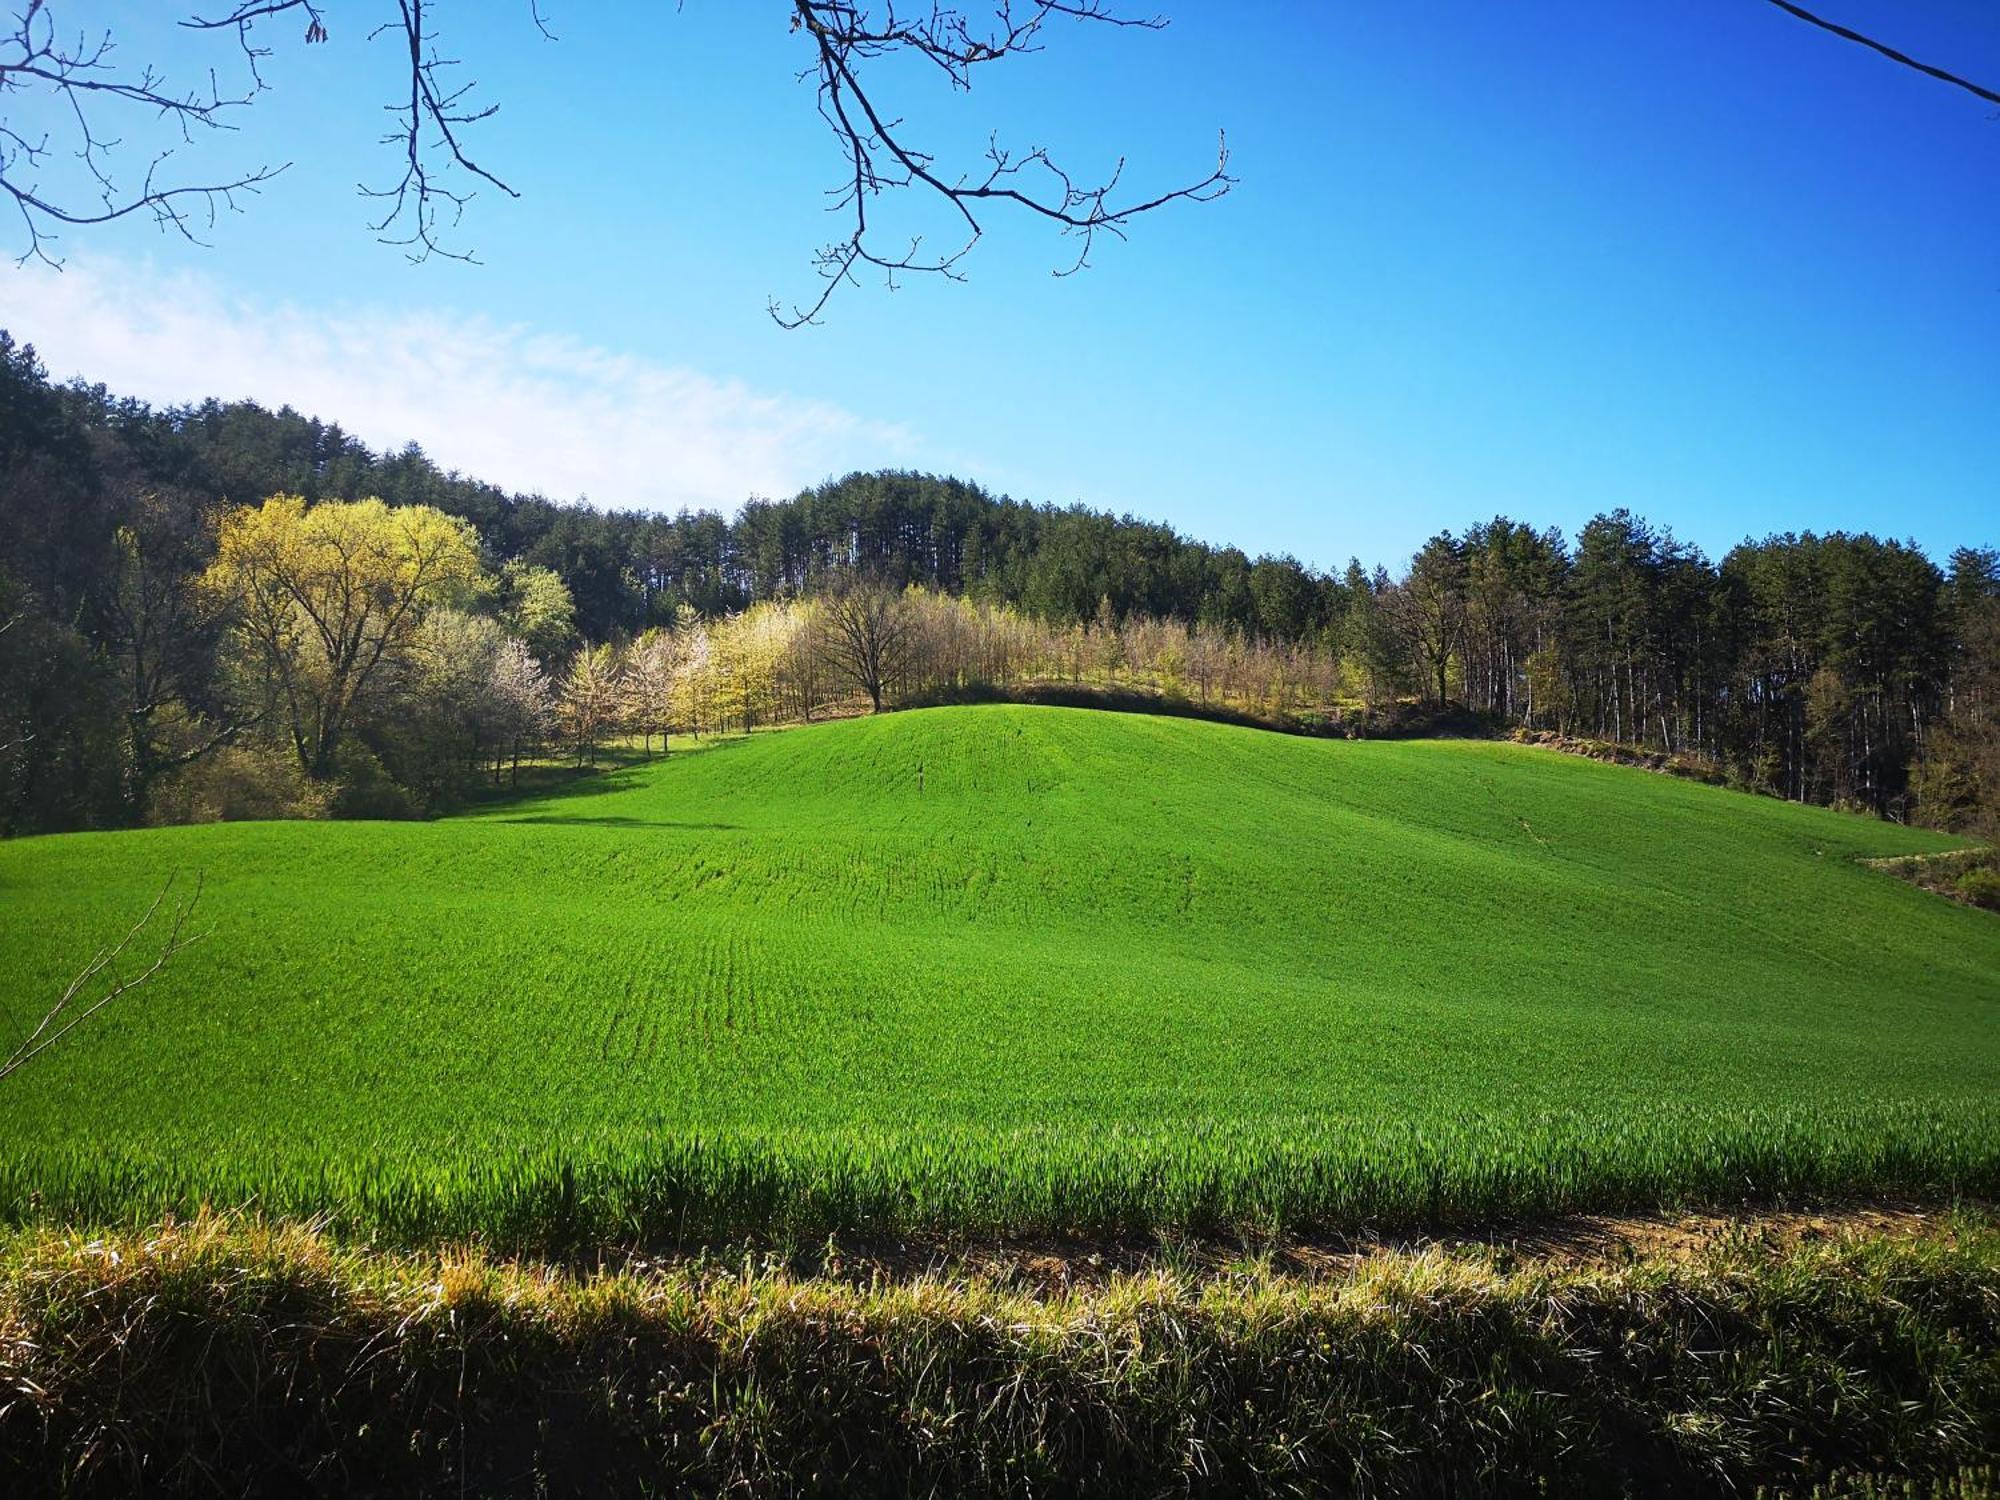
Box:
[0,704,1995,1241]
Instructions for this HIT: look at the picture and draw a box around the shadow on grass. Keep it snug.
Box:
[905,681,1295,733]
[459,737,763,821]
[501,815,743,830]
[904,681,1503,740]
[462,763,646,815]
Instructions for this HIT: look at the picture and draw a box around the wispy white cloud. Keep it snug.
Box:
[1,258,917,510]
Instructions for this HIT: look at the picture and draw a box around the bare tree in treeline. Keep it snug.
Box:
[817,578,917,714]
[1397,536,1468,709]
[0,871,203,1086]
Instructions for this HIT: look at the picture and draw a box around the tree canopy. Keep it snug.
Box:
[204,495,482,779]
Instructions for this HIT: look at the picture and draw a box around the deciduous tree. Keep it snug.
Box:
[558,642,623,765]
[487,637,556,785]
[496,561,577,667]
[203,496,482,781]
[818,577,916,713]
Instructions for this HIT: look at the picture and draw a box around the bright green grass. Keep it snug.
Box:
[1,705,1996,1241]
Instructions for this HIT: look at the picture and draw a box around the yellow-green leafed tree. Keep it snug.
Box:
[667,604,714,740]
[712,603,805,733]
[558,642,624,766]
[705,612,754,735]
[205,496,484,780]
[623,628,680,757]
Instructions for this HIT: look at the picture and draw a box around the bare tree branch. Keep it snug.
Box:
[8,3,1227,302]
[183,0,522,263]
[774,0,1231,326]
[1760,0,2000,108]
[0,870,205,1086]
[0,0,286,266]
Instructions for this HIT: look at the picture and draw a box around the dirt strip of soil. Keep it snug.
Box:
[595,1201,1983,1292]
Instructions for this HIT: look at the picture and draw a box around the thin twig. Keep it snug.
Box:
[0,871,206,1085]
[773,0,1230,325]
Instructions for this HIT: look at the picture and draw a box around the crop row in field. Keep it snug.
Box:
[2,1101,1997,1244]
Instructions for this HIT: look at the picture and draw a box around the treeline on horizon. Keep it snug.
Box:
[1,330,1995,839]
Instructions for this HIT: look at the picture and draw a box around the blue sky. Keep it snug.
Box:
[2,1,1995,572]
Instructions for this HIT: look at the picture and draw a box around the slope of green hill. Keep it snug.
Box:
[0,705,1995,1240]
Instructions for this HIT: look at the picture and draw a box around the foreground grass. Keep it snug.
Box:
[2,1211,1997,1496]
[1,705,1995,1240]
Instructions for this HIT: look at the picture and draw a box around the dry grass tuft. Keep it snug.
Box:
[3,1207,1998,1495]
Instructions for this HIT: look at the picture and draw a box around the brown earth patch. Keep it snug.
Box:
[716,1200,1984,1293]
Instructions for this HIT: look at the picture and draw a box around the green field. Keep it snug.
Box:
[1,705,1996,1241]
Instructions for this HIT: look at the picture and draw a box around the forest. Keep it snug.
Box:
[2,329,1995,838]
